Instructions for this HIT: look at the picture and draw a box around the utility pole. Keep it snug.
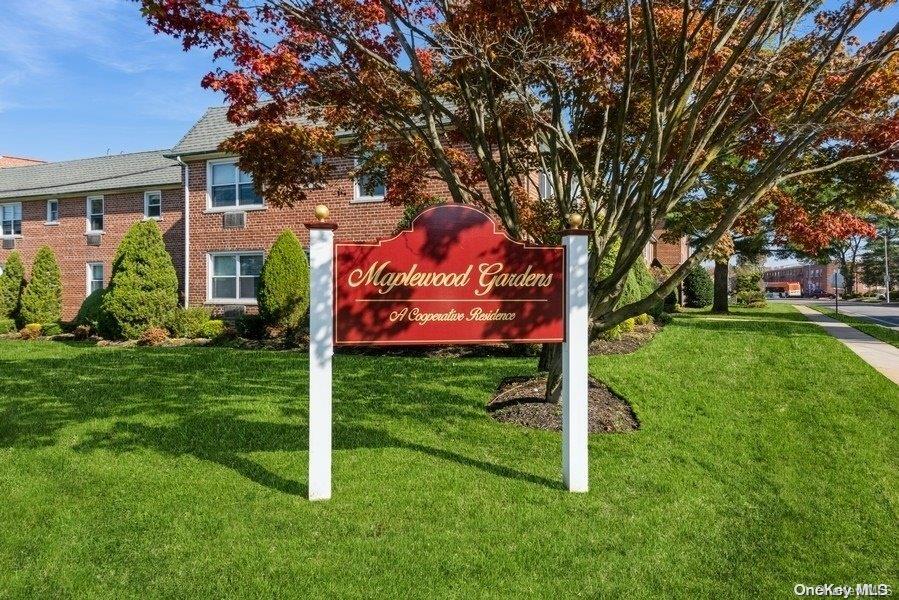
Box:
[885,234,891,304]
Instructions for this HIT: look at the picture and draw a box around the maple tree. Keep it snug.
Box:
[140,0,899,399]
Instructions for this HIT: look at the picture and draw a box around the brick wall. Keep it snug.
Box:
[187,157,415,310]
[0,188,184,320]
[652,228,688,269]
[1,154,691,321]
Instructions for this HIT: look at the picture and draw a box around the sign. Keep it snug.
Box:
[334,205,565,345]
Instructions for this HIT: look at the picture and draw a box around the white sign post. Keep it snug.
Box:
[562,220,590,493]
[306,207,336,501]
[305,206,592,500]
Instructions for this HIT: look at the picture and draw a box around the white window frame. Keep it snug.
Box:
[86,262,104,296]
[352,156,386,203]
[538,171,554,200]
[46,199,59,225]
[144,190,162,220]
[86,195,104,233]
[205,158,265,212]
[0,202,22,238]
[206,251,264,305]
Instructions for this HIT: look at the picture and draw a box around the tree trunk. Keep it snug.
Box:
[712,260,729,313]
[539,342,563,403]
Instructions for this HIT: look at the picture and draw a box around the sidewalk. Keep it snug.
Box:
[793,304,899,386]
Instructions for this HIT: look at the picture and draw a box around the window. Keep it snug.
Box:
[538,171,579,201]
[46,199,59,224]
[1,203,22,236]
[144,191,162,219]
[353,156,386,202]
[208,159,262,209]
[538,171,554,200]
[208,253,263,302]
[86,196,104,232]
[87,263,104,295]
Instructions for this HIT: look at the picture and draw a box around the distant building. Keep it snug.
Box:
[0,155,44,168]
[762,263,869,296]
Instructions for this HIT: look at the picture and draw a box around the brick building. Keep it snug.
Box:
[0,106,689,320]
[762,263,869,296]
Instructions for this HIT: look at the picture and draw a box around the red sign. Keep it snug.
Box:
[334,205,565,345]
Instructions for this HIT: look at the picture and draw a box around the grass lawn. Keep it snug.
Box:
[0,303,896,598]
[808,304,899,349]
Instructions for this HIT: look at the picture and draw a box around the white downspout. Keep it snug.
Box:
[174,156,190,308]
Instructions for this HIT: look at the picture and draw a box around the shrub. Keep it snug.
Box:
[735,290,767,308]
[684,265,713,308]
[74,288,106,332]
[235,313,266,339]
[635,313,653,326]
[258,229,310,331]
[602,324,622,341]
[655,312,673,325]
[0,251,26,320]
[166,307,212,338]
[619,317,636,333]
[41,322,62,337]
[19,323,42,340]
[72,325,92,340]
[100,221,179,339]
[0,317,16,334]
[19,246,62,326]
[616,257,656,308]
[138,326,169,347]
[199,319,226,339]
[734,265,763,294]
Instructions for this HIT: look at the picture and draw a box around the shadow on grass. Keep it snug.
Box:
[673,309,811,324]
[0,345,557,493]
[669,314,824,338]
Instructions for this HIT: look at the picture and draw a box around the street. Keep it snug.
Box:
[786,298,899,330]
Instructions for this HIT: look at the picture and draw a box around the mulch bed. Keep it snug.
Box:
[486,376,639,433]
[589,323,660,356]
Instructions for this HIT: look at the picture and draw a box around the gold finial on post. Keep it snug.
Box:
[314,204,330,222]
[567,213,584,229]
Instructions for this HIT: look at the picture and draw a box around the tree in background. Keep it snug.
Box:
[771,159,894,293]
[258,229,310,333]
[100,221,180,340]
[683,266,713,309]
[733,264,766,308]
[0,251,26,321]
[19,246,62,325]
[142,0,899,400]
[860,192,899,292]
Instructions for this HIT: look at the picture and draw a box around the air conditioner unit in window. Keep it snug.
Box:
[1,238,15,250]
[86,233,102,246]
[223,211,247,229]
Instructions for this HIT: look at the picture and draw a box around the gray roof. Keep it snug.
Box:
[0,150,181,201]
[169,106,244,156]
[169,105,349,157]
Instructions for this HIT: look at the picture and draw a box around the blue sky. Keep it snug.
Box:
[0,1,897,163]
[0,0,221,162]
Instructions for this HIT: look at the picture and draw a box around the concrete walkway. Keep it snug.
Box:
[793,304,899,386]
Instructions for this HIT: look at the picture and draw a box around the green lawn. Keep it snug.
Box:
[808,304,899,349]
[0,304,896,598]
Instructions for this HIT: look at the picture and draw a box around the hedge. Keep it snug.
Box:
[257,229,310,331]
[0,251,25,320]
[100,220,179,339]
[75,288,106,332]
[19,246,62,325]
[684,265,714,308]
